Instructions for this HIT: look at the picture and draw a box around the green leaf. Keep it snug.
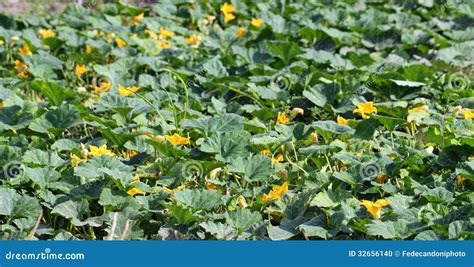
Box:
[173,189,222,210]
[24,167,61,190]
[366,220,410,239]
[29,104,81,134]
[22,149,65,168]
[267,41,302,64]
[200,221,233,240]
[303,83,339,107]
[200,130,251,162]
[74,156,134,189]
[183,113,244,133]
[310,189,352,208]
[313,120,355,135]
[228,155,273,182]
[225,209,262,234]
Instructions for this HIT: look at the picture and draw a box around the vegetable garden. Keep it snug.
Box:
[0,0,473,240]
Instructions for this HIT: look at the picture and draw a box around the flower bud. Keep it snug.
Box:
[311,132,318,142]
[278,169,288,179]
[291,107,304,116]
[154,135,165,143]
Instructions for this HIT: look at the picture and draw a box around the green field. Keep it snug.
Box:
[0,0,473,240]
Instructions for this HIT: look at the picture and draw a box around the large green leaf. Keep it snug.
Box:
[200,130,251,162]
[173,189,222,210]
[228,155,273,182]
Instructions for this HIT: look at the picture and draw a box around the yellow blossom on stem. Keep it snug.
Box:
[220,3,235,14]
[118,85,140,96]
[19,43,32,55]
[360,199,390,220]
[223,12,236,23]
[260,149,271,156]
[85,45,93,54]
[70,153,87,167]
[311,132,318,142]
[237,195,248,208]
[185,34,201,46]
[154,135,165,143]
[14,60,29,78]
[88,144,116,157]
[75,64,86,76]
[463,109,474,120]
[165,133,190,145]
[408,105,429,113]
[93,80,111,94]
[158,40,171,48]
[159,27,175,39]
[353,101,377,119]
[291,107,304,116]
[127,187,145,196]
[131,12,144,25]
[272,154,284,164]
[0,40,4,46]
[145,29,158,40]
[276,112,290,124]
[38,29,55,39]
[251,18,263,28]
[337,115,349,125]
[163,185,186,194]
[236,27,245,38]
[115,37,126,47]
[262,182,288,203]
[206,182,218,190]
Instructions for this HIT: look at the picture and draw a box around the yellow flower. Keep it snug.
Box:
[38,29,55,39]
[220,3,235,14]
[122,150,138,159]
[251,18,263,28]
[360,199,390,220]
[93,80,111,94]
[19,43,32,55]
[0,101,3,109]
[260,149,271,156]
[272,154,284,164]
[163,185,186,194]
[224,12,236,23]
[463,109,474,120]
[115,37,127,47]
[353,101,377,119]
[158,40,171,48]
[0,40,4,46]
[154,135,165,143]
[276,112,290,124]
[291,107,304,116]
[131,12,144,25]
[70,153,87,167]
[185,34,201,45]
[355,152,363,157]
[88,144,116,157]
[237,195,248,208]
[311,132,318,142]
[85,45,93,54]
[408,105,429,113]
[118,85,140,96]
[456,175,466,186]
[337,115,349,125]
[165,133,190,145]
[375,173,388,184]
[145,29,158,40]
[127,187,145,196]
[14,60,29,78]
[262,182,288,203]
[75,64,86,76]
[236,27,245,38]
[206,182,218,190]
[159,27,175,39]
